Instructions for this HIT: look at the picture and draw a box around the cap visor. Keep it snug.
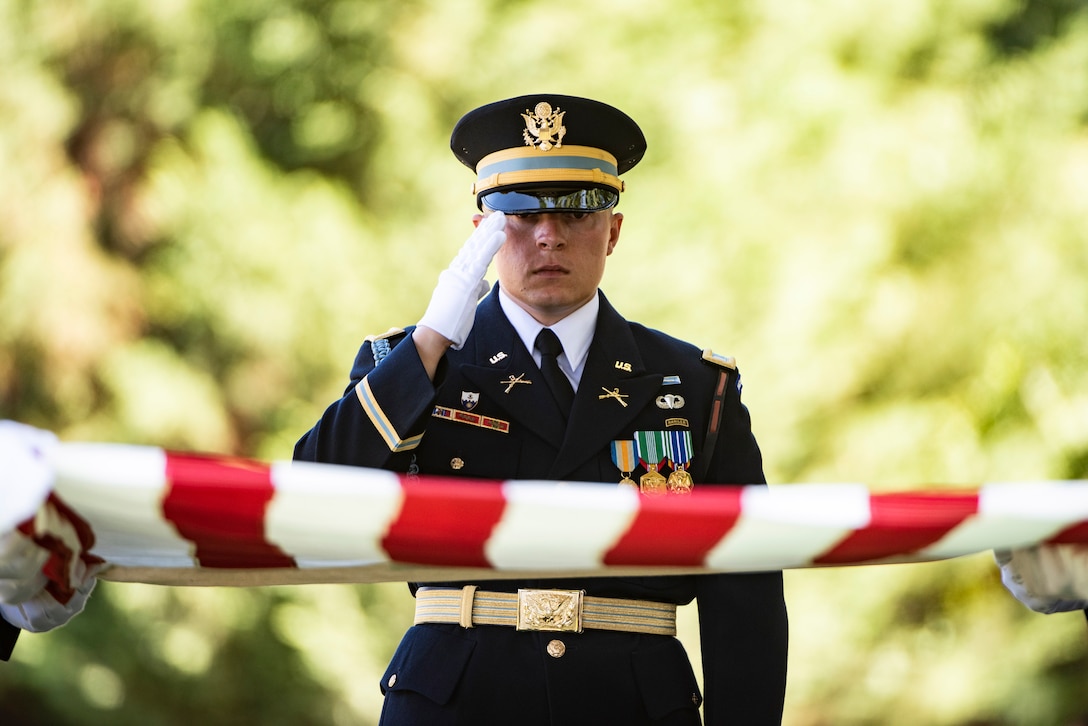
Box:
[481,188,619,214]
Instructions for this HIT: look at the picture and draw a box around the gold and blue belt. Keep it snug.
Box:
[414,586,677,636]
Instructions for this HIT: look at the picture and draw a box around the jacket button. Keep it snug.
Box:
[450,457,465,470]
[387,674,397,688]
[546,639,566,658]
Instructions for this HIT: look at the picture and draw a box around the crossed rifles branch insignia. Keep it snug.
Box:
[598,387,629,407]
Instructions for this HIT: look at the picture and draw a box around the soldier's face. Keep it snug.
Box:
[482,209,622,326]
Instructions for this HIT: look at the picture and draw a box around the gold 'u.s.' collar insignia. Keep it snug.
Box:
[614,361,632,373]
[490,351,508,364]
[598,387,629,407]
[503,373,532,394]
[522,102,566,151]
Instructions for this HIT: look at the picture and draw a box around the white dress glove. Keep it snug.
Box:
[0,420,100,632]
[418,212,506,349]
[0,570,96,632]
[0,420,56,532]
[995,545,1088,614]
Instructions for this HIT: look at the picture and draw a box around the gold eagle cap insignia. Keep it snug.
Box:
[522,102,566,151]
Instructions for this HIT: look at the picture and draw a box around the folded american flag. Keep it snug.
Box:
[30,442,1088,590]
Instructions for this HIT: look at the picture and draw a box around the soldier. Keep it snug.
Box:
[295,94,788,725]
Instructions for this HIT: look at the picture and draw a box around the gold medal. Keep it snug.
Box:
[634,431,669,496]
[639,469,667,496]
[619,475,638,489]
[664,430,695,494]
[666,467,694,494]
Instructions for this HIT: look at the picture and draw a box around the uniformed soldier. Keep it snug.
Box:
[295,94,788,725]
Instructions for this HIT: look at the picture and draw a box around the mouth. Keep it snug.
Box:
[533,265,569,276]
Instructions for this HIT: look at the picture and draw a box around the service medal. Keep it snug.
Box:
[640,469,667,495]
[610,440,639,489]
[667,468,693,494]
[665,430,695,494]
[634,431,668,496]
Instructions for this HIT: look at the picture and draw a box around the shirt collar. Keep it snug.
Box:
[498,287,599,385]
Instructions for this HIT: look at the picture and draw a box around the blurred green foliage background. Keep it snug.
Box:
[2,0,1087,723]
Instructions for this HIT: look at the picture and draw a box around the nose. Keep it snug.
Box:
[534,216,565,250]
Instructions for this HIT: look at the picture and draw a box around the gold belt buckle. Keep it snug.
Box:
[516,589,585,633]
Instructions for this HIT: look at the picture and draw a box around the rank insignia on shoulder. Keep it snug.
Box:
[701,349,736,370]
[365,328,406,343]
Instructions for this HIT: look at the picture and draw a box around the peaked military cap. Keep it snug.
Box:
[450,94,646,214]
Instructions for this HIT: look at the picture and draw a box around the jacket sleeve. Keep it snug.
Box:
[696,366,789,725]
[293,329,439,468]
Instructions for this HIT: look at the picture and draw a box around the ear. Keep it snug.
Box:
[606,212,623,255]
[472,213,485,228]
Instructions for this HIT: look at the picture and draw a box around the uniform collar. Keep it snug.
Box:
[497,286,599,387]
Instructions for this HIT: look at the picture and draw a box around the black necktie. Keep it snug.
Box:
[534,328,575,416]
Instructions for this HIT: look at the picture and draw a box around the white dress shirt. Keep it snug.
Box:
[498,287,599,391]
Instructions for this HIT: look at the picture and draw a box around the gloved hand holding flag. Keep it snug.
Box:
[0,421,101,636]
[995,545,1088,614]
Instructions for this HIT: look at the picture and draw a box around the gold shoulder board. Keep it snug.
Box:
[365,327,407,343]
[701,348,737,370]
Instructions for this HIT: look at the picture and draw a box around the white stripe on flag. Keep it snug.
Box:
[923,482,1088,559]
[486,481,640,569]
[267,461,404,568]
[51,444,197,568]
[705,484,872,570]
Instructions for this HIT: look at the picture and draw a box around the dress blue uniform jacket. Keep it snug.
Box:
[295,286,788,725]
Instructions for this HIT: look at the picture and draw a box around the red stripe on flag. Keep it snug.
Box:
[381,477,507,567]
[1048,521,1088,545]
[814,491,980,565]
[16,495,104,604]
[162,453,295,569]
[604,488,744,566]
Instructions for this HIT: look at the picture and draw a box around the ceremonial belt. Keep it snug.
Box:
[414,586,677,636]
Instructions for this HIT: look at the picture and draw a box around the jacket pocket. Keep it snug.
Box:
[380,625,476,705]
[415,421,522,479]
[631,635,703,720]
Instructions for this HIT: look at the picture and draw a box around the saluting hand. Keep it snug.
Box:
[417,212,507,350]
